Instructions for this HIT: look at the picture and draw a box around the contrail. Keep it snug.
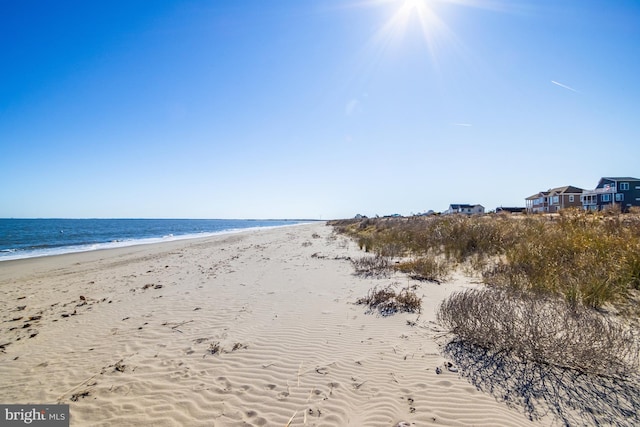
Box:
[452,123,472,127]
[551,80,578,93]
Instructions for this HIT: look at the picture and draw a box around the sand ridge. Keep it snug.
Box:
[0,223,542,426]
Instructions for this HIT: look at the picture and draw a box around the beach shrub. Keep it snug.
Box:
[351,255,392,278]
[355,284,421,316]
[331,215,519,264]
[437,287,640,377]
[330,210,640,308]
[482,208,640,307]
[395,256,450,283]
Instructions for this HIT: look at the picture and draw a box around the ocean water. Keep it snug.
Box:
[0,218,310,261]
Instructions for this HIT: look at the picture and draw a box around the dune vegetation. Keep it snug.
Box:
[331,209,640,382]
[330,208,640,308]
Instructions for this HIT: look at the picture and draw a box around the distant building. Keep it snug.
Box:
[581,177,640,212]
[526,191,549,213]
[495,207,526,214]
[547,186,585,213]
[526,185,584,213]
[443,204,485,215]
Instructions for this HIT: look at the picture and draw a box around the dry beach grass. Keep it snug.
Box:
[331,211,640,425]
[331,209,640,308]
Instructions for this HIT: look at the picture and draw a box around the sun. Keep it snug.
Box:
[402,0,428,11]
[340,0,513,74]
[369,0,451,64]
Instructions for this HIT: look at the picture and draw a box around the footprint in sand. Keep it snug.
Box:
[277,391,289,400]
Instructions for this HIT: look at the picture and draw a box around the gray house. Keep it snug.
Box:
[581,177,640,212]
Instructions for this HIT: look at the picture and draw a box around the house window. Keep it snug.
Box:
[602,194,611,202]
[615,193,624,202]
[569,195,574,202]
[620,182,630,191]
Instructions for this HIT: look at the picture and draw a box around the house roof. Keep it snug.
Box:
[594,177,640,189]
[527,186,583,200]
[548,185,584,195]
[601,177,640,182]
[526,191,549,200]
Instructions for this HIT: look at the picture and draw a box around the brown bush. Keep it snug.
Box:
[351,256,392,278]
[395,256,450,283]
[333,211,640,308]
[356,284,421,316]
[437,287,639,377]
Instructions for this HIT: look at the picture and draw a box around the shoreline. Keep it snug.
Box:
[0,222,543,426]
[0,220,317,264]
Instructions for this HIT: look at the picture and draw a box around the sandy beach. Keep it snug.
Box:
[0,222,542,426]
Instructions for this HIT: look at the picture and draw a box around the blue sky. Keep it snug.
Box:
[2,0,639,219]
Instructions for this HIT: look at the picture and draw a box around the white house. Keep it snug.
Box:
[443,204,485,215]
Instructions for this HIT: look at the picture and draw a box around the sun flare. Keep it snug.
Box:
[348,0,513,66]
[403,0,426,9]
[371,0,452,64]
[336,0,515,82]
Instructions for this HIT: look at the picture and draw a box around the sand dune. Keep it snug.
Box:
[1,223,544,426]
